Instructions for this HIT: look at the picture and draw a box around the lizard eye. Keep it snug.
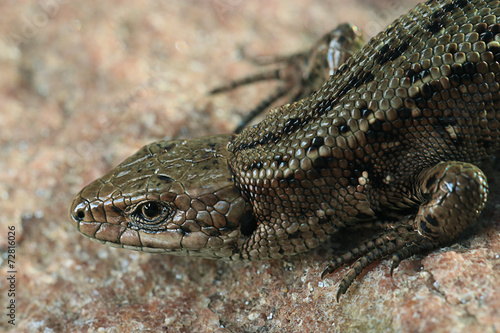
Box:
[141,202,164,221]
[130,201,172,228]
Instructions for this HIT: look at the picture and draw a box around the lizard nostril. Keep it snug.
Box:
[70,198,88,222]
[75,209,85,220]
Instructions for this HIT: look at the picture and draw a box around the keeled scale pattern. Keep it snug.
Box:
[228,0,500,263]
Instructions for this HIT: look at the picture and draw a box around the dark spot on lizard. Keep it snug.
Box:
[348,71,375,90]
[425,173,438,188]
[203,227,221,237]
[369,119,383,132]
[481,31,495,43]
[315,99,334,116]
[361,107,373,117]
[234,141,257,153]
[448,74,461,87]
[492,24,500,34]
[425,0,469,34]
[284,117,305,134]
[339,124,351,134]
[249,161,263,170]
[442,2,456,12]
[160,143,175,152]
[419,220,434,236]
[475,23,500,43]
[234,117,304,153]
[234,135,278,153]
[376,40,410,65]
[355,212,373,220]
[446,43,458,54]
[312,156,330,169]
[397,107,412,119]
[318,98,334,108]
[239,210,258,237]
[306,146,318,156]
[420,82,434,99]
[445,0,469,12]
[463,62,476,75]
[427,19,445,34]
[365,129,377,143]
[312,136,324,147]
[260,132,280,145]
[157,175,173,183]
[406,68,431,84]
[333,63,349,76]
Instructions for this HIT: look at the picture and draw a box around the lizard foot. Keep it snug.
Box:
[323,161,488,301]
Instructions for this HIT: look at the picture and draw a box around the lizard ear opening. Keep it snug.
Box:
[239,210,258,236]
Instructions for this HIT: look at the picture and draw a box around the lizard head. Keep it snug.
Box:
[69,134,256,259]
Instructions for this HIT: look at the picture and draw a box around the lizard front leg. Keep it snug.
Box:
[323,161,488,300]
[210,23,363,133]
[393,161,488,266]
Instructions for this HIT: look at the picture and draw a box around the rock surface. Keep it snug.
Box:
[1,0,499,332]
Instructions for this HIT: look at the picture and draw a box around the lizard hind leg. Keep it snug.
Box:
[324,161,489,300]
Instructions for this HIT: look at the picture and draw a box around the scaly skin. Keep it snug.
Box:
[70,0,499,299]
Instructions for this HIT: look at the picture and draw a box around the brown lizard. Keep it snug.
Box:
[70,0,500,299]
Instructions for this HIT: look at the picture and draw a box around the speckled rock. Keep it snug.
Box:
[1,1,498,332]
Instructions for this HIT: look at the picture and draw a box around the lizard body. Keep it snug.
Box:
[70,0,500,298]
